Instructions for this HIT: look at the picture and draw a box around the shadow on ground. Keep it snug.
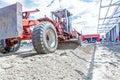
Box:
[0,49,46,58]
[102,43,120,60]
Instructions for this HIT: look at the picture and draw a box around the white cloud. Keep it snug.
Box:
[0,0,100,34]
[60,0,99,34]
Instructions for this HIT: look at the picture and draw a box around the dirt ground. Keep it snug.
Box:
[0,44,93,80]
[92,43,120,80]
[0,43,119,80]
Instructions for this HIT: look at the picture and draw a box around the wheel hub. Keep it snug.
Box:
[5,38,19,48]
[46,29,56,48]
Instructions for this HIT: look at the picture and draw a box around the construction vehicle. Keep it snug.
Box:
[0,2,81,54]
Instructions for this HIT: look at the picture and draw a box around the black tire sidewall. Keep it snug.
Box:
[1,39,21,52]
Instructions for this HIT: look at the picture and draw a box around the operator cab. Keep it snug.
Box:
[51,9,72,33]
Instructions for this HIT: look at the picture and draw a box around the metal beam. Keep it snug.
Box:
[99,16,120,20]
[101,0,113,27]
[101,4,120,32]
[98,27,113,31]
[115,11,120,15]
[98,27,113,29]
[101,2,120,8]
[97,0,120,34]
[98,23,118,25]
[97,0,102,33]
[97,31,105,33]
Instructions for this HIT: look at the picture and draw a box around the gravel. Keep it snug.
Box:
[0,45,93,80]
[0,43,119,80]
[92,43,120,80]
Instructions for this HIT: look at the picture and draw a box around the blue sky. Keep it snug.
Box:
[82,0,94,2]
[0,0,100,34]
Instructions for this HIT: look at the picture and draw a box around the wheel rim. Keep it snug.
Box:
[5,39,19,48]
[46,28,56,48]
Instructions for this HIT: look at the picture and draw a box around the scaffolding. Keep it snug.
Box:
[97,0,120,34]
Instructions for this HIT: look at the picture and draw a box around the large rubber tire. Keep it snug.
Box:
[32,21,58,54]
[0,39,21,53]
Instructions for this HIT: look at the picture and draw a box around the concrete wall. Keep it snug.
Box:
[118,23,120,37]
[106,23,120,42]
[106,32,110,42]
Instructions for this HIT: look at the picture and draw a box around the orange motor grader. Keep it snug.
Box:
[0,2,81,54]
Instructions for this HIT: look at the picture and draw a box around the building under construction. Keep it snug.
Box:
[97,0,120,42]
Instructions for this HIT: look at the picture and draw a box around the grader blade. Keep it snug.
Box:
[0,2,23,40]
[57,39,81,50]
